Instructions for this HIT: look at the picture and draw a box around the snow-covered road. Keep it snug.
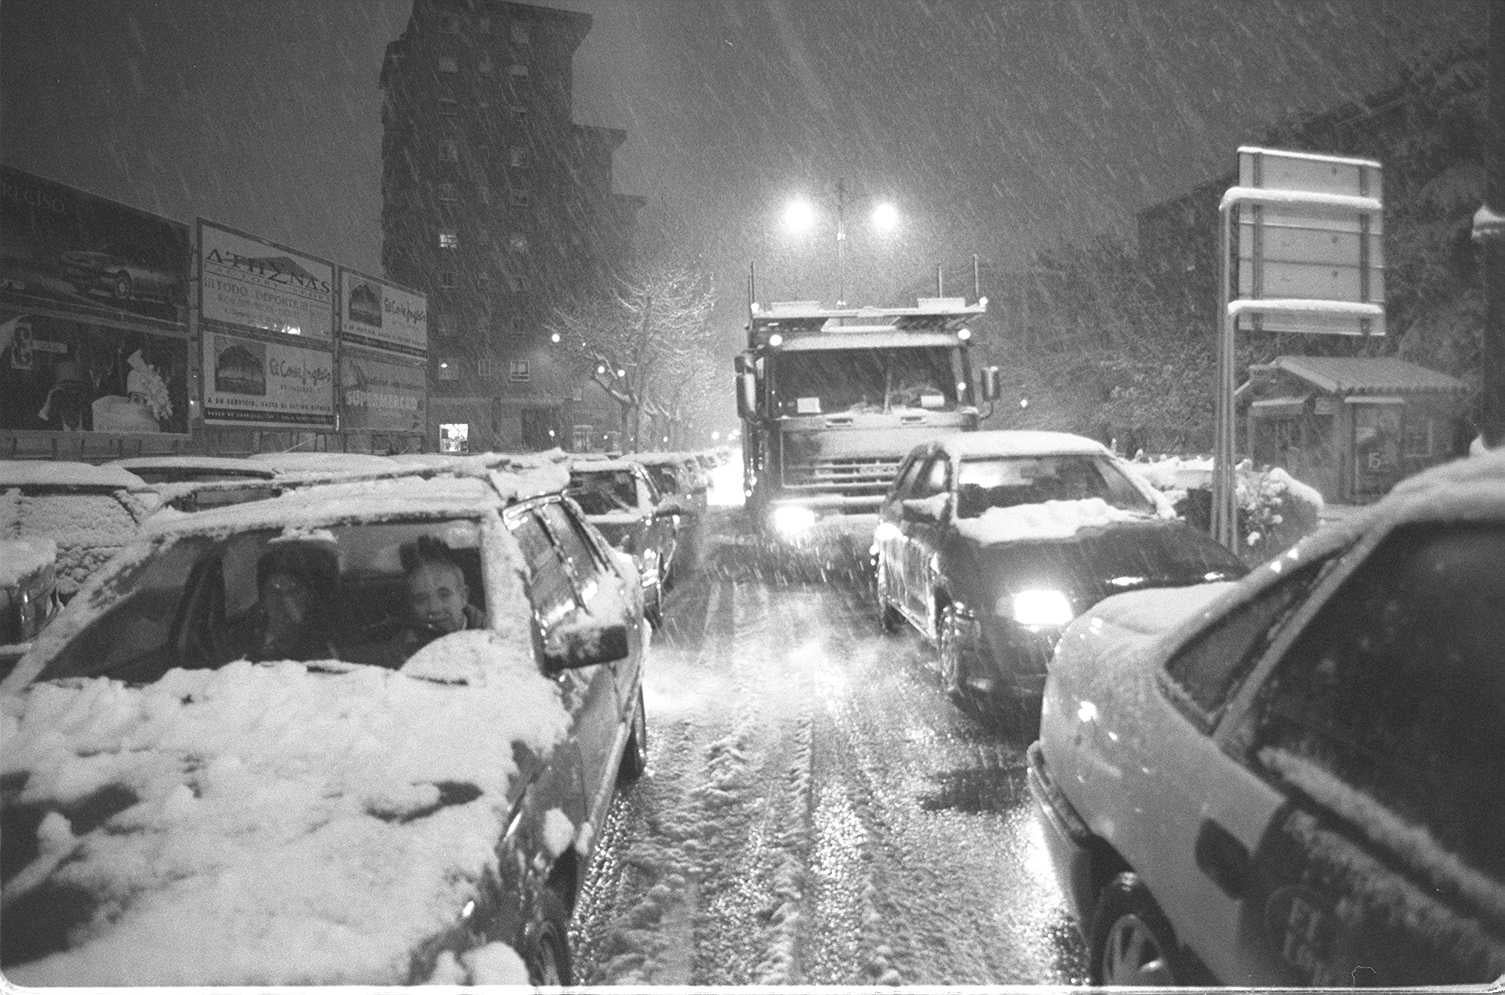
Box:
[570,511,1089,985]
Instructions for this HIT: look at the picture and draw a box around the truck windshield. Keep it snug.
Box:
[771,346,964,416]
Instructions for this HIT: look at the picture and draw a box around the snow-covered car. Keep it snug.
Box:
[0,537,59,677]
[567,458,683,623]
[873,431,1246,729]
[624,451,709,574]
[0,467,650,986]
[1028,449,1505,986]
[0,460,161,599]
[108,455,280,485]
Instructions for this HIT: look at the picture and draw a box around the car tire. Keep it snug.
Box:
[937,603,968,701]
[618,684,648,783]
[525,885,574,986]
[875,562,904,634]
[1089,871,1181,986]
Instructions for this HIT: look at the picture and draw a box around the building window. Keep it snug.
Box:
[476,182,491,204]
[439,230,459,250]
[436,182,457,204]
[438,97,458,117]
[434,313,455,336]
[511,22,530,44]
[508,233,528,253]
[477,15,492,33]
[572,383,585,402]
[439,270,457,289]
[439,14,461,34]
[511,104,529,120]
[477,54,494,77]
[509,188,531,208]
[507,63,530,81]
[438,139,459,163]
[510,360,531,383]
[438,55,459,74]
[437,358,460,382]
[509,146,531,168]
[507,274,525,293]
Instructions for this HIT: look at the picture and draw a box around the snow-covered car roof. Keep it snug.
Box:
[569,458,648,477]
[142,467,568,539]
[623,450,700,467]
[935,430,1112,460]
[108,455,279,481]
[0,460,150,491]
[247,451,403,474]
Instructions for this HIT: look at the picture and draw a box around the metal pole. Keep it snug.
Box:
[1481,3,1505,447]
[835,178,848,306]
[1213,201,1237,549]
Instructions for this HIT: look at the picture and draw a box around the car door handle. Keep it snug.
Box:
[1195,818,1251,898]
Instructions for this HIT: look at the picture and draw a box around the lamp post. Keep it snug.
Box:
[781,179,898,306]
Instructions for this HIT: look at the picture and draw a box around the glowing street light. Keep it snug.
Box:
[780,178,900,306]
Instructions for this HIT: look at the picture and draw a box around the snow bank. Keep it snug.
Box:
[1,643,572,986]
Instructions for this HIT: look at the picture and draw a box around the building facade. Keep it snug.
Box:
[379,0,643,453]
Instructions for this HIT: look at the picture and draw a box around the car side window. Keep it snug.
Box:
[537,501,606,603]
[1161,555,1330,721]
[509,510,577,630]
[1249,523,1505,877]
[911,455,950,499]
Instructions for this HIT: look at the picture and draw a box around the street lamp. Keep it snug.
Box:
[780,178,899,306]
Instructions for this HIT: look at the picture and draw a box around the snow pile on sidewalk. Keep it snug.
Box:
[1132,455,1323,560]
[1,636,571,986]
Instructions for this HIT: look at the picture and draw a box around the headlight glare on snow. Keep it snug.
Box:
[1000,588,1074,628]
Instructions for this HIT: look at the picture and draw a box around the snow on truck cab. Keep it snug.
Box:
[735,297,1000,541]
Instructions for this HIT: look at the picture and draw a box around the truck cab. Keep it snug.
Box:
[735,297,999,541]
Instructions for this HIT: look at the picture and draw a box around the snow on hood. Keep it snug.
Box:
[0,642,572,986]
[0,537,55,587]
[0,461,148,490]
[953,498,1150,544]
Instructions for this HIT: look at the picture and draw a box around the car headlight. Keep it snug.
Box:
[872,520,901,544]
[998,588,1075,628]
[770,504,817,538]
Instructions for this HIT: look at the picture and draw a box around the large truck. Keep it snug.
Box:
[734,296,998,541]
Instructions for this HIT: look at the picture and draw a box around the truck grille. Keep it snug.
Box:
[783,456,901,495]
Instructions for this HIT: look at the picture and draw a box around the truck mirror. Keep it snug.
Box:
[737,371,757,419]
[980,366,1001,402]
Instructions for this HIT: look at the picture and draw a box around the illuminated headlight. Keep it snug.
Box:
[872,521,901,544]
[999,589,1075,628]
[770,504,817,537]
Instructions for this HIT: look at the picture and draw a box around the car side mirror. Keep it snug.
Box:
[979,365,1001,402]
[737,370,757,420]
[544,620,630,671]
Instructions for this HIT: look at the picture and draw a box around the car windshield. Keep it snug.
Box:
[771,346,963,416]
[955,454,1157,517]
[33,518,485,685]
[983,522,1247,598]
[568,470,641,515]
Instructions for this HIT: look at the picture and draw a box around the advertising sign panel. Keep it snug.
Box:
[339,346,426,434]
[198,220,334,341]
[0,309,189,434]
[0,166,189,330]
[203,329,335,428]
[339,268,427,359]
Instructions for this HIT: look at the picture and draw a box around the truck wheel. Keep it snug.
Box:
[1089,872,1181,986]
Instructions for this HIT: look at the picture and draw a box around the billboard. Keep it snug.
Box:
[339,268,427,359]
[339,346,426,434]
[198,220,335,341]
[0,166,189,330]
[203,329,335,428]
[0,310,189,434]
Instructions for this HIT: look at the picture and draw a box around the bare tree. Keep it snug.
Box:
[546,259,716,451]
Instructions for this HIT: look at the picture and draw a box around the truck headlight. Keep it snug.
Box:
[998,588,1074,628]
[770,504,817,538]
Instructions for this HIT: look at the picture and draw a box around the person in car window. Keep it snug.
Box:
[389,536,486,661]
[249,542,340,662]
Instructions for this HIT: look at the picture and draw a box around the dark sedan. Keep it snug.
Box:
[873,430,1246,730]
[566,459,683,625]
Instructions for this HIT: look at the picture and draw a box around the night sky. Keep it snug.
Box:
[1,0,1487,337]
